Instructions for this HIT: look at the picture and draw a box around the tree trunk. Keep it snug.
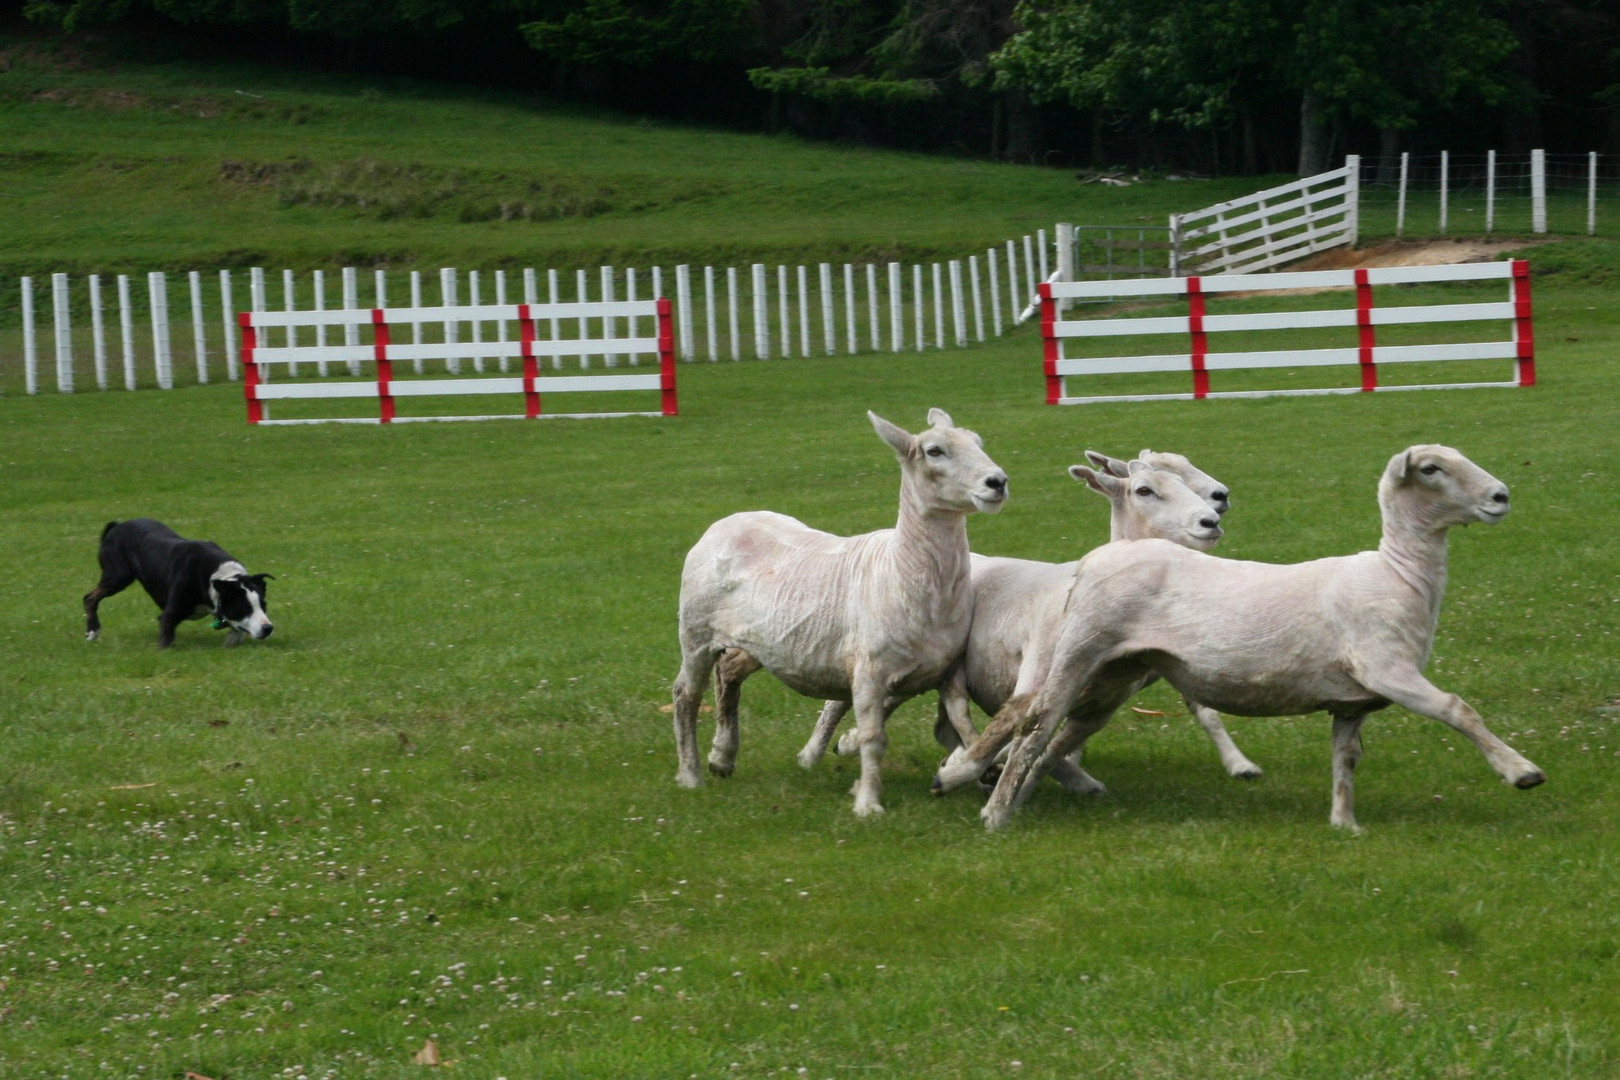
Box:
[1376,127,1399,183]
[1003,88,1042,163]
[1297,88,1328,176]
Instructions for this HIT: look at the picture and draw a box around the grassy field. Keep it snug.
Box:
[3,23,1620,1080]
[2,231,1618,1078]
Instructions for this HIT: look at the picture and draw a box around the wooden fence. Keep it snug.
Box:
[2,229,1072,396]
[1169,158,1360,276]
[239,297,676,424]
[1039,260,1533,405]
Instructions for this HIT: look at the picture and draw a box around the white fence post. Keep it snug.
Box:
[1531,148,1547,234]
[220,270,239,381]
[676,264,695,361]
[867,264,880,351]
[819,263,835,356]
[1006,241,1022,325]
[601,266,618,367]
[752,263,769,359]
[342,266,361,375]
[727,266,741,360]
[705,265,719,361]
[546,269,561,367]
[281,270,298,374]
[844,264,857,355]
[888,262,903,352]
[90,274,108,390]
[1055,223,1074,314]
[1486,150,1497,233]
[1396,152,1409,237]
[52,273,73,393]
[1343,156,1360,247]
[189,270,208,385]
[118,276,137,389]
[1037,228,1049,286]
[913,264,924,352]
[777,265,791,358]
[1590,151,1599,236]
[949,260,966,347]
[931,262,944,348]
[313,269,329,376]
[1439,150,1449,235]
[988,248,1003,337]
[410,271,426,373]
[495,269,512,371]
[796,265,810,358]
[468,270,485,372]
[22,277,37,395]
[444,268,462,374]
[1022,236,1036,309]
[148,272,172,390]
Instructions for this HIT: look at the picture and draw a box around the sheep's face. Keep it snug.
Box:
[1139,449,1230,518]
[1074,463,1223,549]
[1383,444,1510,529]
[871,409,1009,515]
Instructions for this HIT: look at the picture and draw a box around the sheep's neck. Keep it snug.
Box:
[1378,513,1450,627]
[890,474,973,611]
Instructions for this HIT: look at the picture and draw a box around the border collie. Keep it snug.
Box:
[84,519,274,647]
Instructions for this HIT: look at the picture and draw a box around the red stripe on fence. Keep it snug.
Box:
[1039,283,1060,405]
[238,311,262,425]
[519,303,540,418]
[372,309,394,423]
[1512,260,1535,387]
[657,297,678,416]
[1355,268,1377,392]
[1187,277,1209,399]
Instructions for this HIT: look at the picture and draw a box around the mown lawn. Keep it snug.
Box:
[1,230,1617,1077]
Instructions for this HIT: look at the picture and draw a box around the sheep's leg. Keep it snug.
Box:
[1186,696,1263,779]
[708,648,761,777]
[1330,713,1365,833]
[1042,718,1110,796]
[933,696,1026,793]
[798,700,850,770]
[672,647,720,789]
[848,677,897,817]
[933,663,978,751]
[1361,668,1545,789]
[982,704,1068,829]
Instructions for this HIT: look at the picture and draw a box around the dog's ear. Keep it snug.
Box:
[249,573,275,584]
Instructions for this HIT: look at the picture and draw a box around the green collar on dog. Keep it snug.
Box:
[212,617,228,630]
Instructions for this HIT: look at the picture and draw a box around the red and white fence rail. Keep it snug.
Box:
[240,298,676,424]
[1040,260,1533,405]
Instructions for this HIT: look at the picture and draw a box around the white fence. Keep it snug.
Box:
[240,297,677,424]
[3,231,1073,396]
[1039,259,1534,405]
[1169,158,1360,276]
[1364,149,1616,237]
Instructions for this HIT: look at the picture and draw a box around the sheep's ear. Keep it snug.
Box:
[1070,464,1122,496]
[1391,448,1415,482]
[1086,450,1130,478]
[926,407,955,429]
[869,411,916,458]
[1127,459,1151,475]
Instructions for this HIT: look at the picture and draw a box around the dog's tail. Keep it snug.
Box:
[100,520,119,541]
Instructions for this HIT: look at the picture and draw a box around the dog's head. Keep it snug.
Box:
[209,566,274,640]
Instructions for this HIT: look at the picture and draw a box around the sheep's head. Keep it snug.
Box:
[1071,461,1223,550]
[1137,448,1231,518]
[1380,444,1510,530]
[869,408,1008,515]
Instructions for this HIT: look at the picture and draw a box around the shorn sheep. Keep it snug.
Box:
[798,452,1260,792]
[672,408,1008,816]
[942,444,1544,832]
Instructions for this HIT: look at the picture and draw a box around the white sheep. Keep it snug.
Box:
[946,444,1544,832]
[797,452,1260,792]
[671,408,1008,816]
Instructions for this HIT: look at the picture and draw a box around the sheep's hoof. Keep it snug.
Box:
[852,800,885,818]
[675,771,704,789]
[706,758,735,778]
[1513,769,1546,789]
[1232,764,1264,780]
[795,750,820,771]
[980,804,1012,830]
[1330,817,1365,836]
[835,732,860,757]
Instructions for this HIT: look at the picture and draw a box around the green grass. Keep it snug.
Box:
[2,233,1618,1078]
[0,27,1263,290]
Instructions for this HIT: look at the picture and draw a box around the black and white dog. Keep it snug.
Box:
[84,519,274,648]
